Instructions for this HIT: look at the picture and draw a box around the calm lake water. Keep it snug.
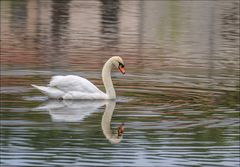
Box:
[1,0,240,166]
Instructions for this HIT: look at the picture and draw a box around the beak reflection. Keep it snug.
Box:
[117,123,125,137]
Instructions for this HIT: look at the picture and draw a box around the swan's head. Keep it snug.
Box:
[110,56,125,74]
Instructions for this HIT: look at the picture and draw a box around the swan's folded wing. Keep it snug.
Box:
[48,75,103,93]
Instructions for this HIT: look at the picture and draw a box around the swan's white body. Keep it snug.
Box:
[32,75,107,99]
[32,56,125,99]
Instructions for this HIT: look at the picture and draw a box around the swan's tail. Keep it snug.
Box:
[31,84,64,99]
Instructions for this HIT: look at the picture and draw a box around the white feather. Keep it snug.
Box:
[32,75,106,99]
[49,75,101,93]
[31,84,65,99]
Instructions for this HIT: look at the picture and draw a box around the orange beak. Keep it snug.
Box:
[118,66,125,74]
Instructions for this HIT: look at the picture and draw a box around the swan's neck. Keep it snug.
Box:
[102,59,116,99]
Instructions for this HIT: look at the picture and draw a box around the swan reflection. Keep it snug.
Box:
[34,100,124,143]
[101,101,124,144]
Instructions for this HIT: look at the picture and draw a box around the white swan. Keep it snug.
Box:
[31,56,125,99]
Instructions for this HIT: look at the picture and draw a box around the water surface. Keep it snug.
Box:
[1,0,239,166]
